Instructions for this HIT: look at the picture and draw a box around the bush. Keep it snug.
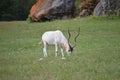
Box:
[26,15,32,23]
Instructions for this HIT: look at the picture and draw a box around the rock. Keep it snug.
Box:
[93,0,120,17]
[30,0,75,22]
[79,0,98,17]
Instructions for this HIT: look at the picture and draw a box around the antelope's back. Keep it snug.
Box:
[42,30,63,44]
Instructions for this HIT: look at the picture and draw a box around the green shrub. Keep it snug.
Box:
[26,15,32,23]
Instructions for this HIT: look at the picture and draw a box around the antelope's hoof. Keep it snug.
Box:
[39,58,43,61]
[62,57,66,60]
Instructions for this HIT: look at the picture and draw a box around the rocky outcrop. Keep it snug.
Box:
[30,0,75,22]
[79,0,99,17]
[94,0,120,17]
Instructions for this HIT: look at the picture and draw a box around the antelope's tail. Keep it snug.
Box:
[38,40,42,44]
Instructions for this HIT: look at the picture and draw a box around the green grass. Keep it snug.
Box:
[0,17,120,80]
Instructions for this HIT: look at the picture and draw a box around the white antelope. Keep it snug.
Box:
[41,28,80,59]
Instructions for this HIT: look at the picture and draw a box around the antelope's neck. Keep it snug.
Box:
[60,36,70,50]
[60,41,69,50]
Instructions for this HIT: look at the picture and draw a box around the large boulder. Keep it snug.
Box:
[79,0,99,17]
[94,0,120,17]
[30,0,75,22]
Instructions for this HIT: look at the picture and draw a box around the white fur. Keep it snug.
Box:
[41,30,71,59]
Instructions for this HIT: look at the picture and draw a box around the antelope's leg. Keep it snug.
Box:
[55,44,58,57]
[61,48,65,59]
[43,42,48,57]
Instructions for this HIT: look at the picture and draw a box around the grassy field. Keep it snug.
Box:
[0,17,120,80]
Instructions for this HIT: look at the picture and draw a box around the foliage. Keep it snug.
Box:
[0,0,35,21]
[75,0,84,8]
[0,17,120,80]
[26,15,32,23]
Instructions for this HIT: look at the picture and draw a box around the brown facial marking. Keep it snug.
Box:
[69,45,73,52]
